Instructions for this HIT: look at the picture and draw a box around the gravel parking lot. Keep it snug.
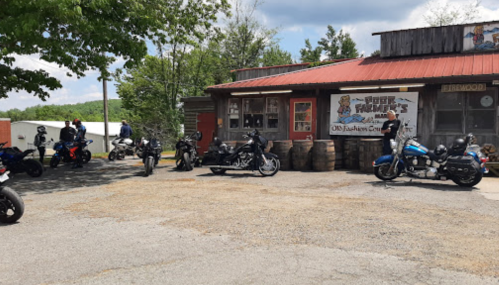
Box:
[2,158,499,284]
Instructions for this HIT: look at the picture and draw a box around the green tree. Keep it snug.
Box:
[262,45,294,67]
[300,39,323,63]
[318,25,359,60]
[0,0,230,100]
[424,0,481,27]
[221,0,278,71]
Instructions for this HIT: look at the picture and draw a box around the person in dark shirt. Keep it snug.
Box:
[60,121,76,143]
[120,120,133,139]
[380,110,401,155]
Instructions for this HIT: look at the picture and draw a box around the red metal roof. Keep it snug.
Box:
[207,53,499,91]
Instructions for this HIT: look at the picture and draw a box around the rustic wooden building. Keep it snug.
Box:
[180,96,216,155]
[205,21,499,150]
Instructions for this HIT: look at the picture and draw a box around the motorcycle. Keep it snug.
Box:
[108,137,137,161]
[202,129,280,176]
[50,140,93,168]
[0,167,24,223]
[141,135,162,177]
[373,120,487,187]
[175,131,202,171]
[0,141,43,177]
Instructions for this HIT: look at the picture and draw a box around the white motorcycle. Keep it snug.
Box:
[0,167,24,223]
[108,137,136,161]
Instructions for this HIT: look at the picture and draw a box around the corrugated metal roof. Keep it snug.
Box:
[207,53,499,91]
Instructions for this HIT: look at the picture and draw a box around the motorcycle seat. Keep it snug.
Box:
[427,150,448,162]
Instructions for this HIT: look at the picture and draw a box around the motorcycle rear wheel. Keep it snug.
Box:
[0,187,25,223]
[108,151,117,161]
[25,159,44,178]
[452,172,483,188]
[210,168,226,175]
[83,150,91,164]
[374,163,399,181]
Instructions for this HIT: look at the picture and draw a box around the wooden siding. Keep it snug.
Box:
[380,26,464,58]
[181,97,215,136]
[235,65,308,81]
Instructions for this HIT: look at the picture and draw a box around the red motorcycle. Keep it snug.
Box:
[50,140,93,168]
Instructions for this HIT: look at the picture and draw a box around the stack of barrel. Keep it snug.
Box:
[358,138,383,173]
[272,140,293,170]
[292,140,314,171]
[312,140,336,171]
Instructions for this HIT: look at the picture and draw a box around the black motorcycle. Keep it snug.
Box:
[0,166,24,223]
[0,142,43,177]
[141,135,162,177]
[202,129,280,176]
[175,131,202,171]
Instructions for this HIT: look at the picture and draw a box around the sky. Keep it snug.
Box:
[1,0,498,112]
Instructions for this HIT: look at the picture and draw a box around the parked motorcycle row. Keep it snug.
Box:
[373,120,488,187]
[0,123,490,224]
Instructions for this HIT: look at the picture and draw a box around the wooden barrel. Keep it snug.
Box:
[224,141,237,149]
[292,140,313,171]
[272,140,293,170]
[264,140,273,153]
[236,140,247,148]
[312,140,336,171]
[344,137,360,169]
[332,138,344,169]
[359,138,383,173]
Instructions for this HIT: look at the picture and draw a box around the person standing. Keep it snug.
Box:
[60,120,76,143]
[380,110,400,155]
[72,119,86,168]
[34,126,47,164]
[120,120,133,139]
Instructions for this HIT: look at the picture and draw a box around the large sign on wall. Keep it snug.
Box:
[330,92,419,136]
[463,23,499,52]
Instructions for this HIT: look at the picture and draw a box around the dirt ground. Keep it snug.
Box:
[64,165,499,278]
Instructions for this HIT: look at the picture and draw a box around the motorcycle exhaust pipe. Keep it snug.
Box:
[203,165,243,170]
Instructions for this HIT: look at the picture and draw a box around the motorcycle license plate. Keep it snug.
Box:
[0,173,8,183]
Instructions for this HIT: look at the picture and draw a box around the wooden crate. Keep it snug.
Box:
[486,162,499,177]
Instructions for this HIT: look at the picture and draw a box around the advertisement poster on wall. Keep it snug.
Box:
[463,23,499,52]
[330,92,418,136]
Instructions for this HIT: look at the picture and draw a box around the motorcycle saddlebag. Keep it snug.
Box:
[201,151,218,166]
[446,155,480,176]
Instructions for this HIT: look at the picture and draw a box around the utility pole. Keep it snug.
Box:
[103,78,109,152]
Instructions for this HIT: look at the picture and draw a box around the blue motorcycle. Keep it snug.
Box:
[0,141,44,177]
[373,120,487,188]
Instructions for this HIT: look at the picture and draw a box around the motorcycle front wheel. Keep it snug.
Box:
[0,187,25,223]
[183,152,193,171]
[259,156,280,177]
[374,163,399,181]
[50,156,60,168]
[144,156,154,177]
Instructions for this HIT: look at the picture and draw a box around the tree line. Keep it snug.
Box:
[0,100,127,123]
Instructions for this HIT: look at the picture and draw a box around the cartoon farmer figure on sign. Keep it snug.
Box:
[337,95,372,124]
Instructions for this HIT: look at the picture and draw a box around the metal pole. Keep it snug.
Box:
[103,78,109,152]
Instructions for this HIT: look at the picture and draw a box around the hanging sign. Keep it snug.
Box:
[441,83,486,92]
[330,92,418,137]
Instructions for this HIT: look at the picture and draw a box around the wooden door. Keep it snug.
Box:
[289,98,317,140]
[196,112,216,155]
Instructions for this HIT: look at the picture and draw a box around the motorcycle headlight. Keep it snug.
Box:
[390,139,397,150]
